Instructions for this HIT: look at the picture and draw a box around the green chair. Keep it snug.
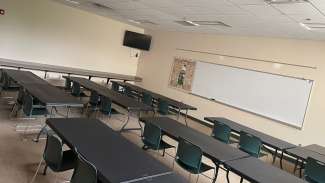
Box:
[239,131,263,158]
[304,157,325,183]
[10,87,25,117]
[174,137,216,183]
[22,93,48,117]
[111,82,120,92]
[142,122,174,156]
[70,155,101,183]
[124,86,134,98]
[142,92,153,106]
[211,121,232,144]
[97,96,120,118]
[84,90,100,115]
[42,134,77,175]
[71,82,87,97]
[65,77,72,90]
[157,99,170,116]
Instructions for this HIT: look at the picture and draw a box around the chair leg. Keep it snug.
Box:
[226,170,230,183]
[162,148,166,157]
[196,174,200,183]
[29,157,44,183]
[43,164,48,175]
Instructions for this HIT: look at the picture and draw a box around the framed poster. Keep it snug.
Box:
[169,57,196,92]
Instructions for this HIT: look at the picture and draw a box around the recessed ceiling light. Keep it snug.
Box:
[300,22,325,30]
[175,20,200,26]
[300,23,312,30]
[65,0,80,5]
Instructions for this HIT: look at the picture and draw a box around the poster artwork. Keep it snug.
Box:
[169,58,196,92]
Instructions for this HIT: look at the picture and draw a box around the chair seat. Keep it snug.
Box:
[305,177,318,183]
[58,150,77,172]
[31,108,48,116]
[159,140,175,150]
[176,159,214,174]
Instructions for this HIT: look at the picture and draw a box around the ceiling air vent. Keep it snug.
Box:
[265,0,308,4]
[192,21,231,27]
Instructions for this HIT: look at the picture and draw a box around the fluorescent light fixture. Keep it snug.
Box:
[65,0,80,5]
[300,23,312,30]
[128,19,141,24]
[184,20,200,26]
[266,0,308,4]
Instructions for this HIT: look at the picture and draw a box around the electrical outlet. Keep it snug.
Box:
[0,9,5,15]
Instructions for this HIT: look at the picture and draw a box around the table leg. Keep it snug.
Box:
[66,106,71,118]
[226,170,230,183]
[280,151,284,169]
[177,108,181,120]
[185,109,188,126]
[212,162,219,183]
[293,157,299,174]
[272,149,278,164]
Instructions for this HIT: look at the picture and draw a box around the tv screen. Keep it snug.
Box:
[123,31,152,51]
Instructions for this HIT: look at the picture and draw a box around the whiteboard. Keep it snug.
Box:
[191,61,313,128]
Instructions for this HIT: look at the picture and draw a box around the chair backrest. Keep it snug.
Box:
[142,123,162,150]
[176,137,203,174]
[43,135,63,171]
[111,82,119,92]
[100,96,112,115]
[71,82,81,96]
[157,99,169,115]
[124,86,133,96]
[212,121,232,144]
[305,157,325,183]
[22,93,33,116]
[17,87,25,105]
[239,131,262,158]
[65,78,72,90]
[89,91,99,106]
[70,155,98,183]
[142,92,153,106]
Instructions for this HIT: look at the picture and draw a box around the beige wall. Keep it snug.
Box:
[0,0,143,75]
[137,30,325,146]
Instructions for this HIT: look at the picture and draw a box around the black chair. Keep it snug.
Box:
[142,122,174,156]
[70,155,101,183]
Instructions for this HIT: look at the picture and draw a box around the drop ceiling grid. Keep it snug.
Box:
[52,0,325,40]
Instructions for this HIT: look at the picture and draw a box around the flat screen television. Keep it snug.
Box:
[123,31,152,51]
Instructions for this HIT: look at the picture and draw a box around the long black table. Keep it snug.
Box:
[46,118,188,183]
[304,144,325,156]
[66,76,153,133]
[225,157,307,183]
[204,117,296,167]
[3,69,84,142]
[140,117,249,181]
[2,69,49,85]
[111,81,197,125]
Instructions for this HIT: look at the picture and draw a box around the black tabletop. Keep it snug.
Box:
[132,173,188,183]
[68,77,152,111]
[23,84,83,107]
[204,117,296,150]
[46,118,175,183]
[286,146,325,162]
[225,157,307,183]
[304,144,325,156]
[3,69,49,85]
[140,117,249,163]
[111,81,197,110]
